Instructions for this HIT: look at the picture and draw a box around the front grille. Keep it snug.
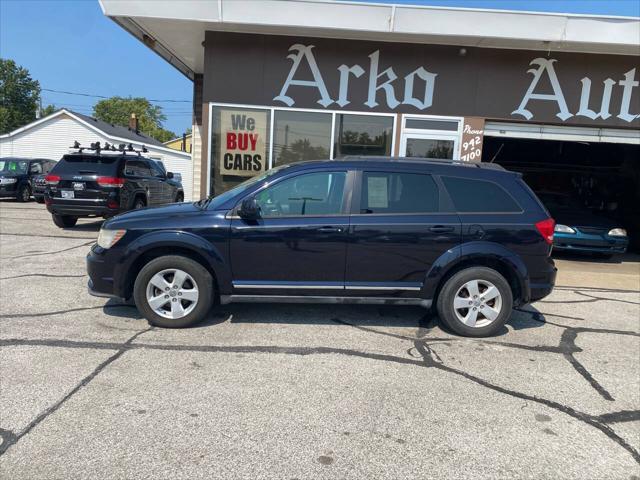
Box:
[576,226,607,235]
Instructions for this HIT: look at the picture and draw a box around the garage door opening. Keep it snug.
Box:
[482,137,640,252]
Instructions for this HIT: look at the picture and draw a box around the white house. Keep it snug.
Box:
[0,109,194,200]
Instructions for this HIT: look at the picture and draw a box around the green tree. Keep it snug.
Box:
[40,104,56,117]
[92,96,176,143]
[0,59,40,134]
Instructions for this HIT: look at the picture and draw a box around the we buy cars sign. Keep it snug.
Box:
[219,109,267,176]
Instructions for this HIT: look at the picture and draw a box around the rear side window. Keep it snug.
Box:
[51,155,120,175]
[442,176,521,213]
[360,172,439,214]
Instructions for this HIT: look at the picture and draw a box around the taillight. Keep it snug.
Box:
[45,174,61,185]
[107,199,120,209]
[535,218,555,245]
[97,176,125,188]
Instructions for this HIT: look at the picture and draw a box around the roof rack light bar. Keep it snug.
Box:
[69,141,148,156]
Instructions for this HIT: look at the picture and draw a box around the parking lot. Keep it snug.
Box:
[0,200,638,479]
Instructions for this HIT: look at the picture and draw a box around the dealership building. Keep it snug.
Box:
[100,0,640,245]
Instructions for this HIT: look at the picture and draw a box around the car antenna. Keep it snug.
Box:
[488,143,504,163]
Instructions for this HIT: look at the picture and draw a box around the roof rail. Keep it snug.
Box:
[69,141,148,156]
[339,156,506,170]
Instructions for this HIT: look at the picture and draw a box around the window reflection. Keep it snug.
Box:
[273,111,332,166]
[333,114,393,158]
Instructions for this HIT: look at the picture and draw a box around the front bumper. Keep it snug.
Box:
[0,184,18,197]
[87,246,120,298]
[554,232,628,254]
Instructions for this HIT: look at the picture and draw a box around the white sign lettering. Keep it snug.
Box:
[273,46,639,123]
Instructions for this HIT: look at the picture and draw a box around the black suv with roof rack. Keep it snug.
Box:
[87,156,557,337]
[45,142,183,228]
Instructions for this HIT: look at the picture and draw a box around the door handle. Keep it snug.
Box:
[318,226,343,233]
[429,225,455,233]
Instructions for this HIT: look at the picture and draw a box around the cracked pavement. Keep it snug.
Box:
[1,201,639,479]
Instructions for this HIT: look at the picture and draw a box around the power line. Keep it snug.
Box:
[42,88,191,103]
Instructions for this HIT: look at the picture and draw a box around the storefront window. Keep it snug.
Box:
[333,114,393,158]
[273,111,332,166]
[210,106,271,194]
[405,138,455,159]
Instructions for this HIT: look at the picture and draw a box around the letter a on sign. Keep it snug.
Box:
[512,58,573,121]
[274,44,334,108]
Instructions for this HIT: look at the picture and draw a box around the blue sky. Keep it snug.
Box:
[1,0,638,135]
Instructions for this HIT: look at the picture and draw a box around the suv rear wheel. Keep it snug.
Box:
[436,267,513,337]
[175,192,184,203]
[133,255,214,328]
[52,214,78,228]
[133,197,146,209]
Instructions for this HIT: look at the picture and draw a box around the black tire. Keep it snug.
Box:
[436,267,513,337]
[133,197,146,210]
[175,192,184,203]
[52,214,78,228]
[16,184,31,202]
[35,196,45,204]
[133,255,214,328]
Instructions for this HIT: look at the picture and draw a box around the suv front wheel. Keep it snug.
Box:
[436,267,513,337]
[133,255,214,328]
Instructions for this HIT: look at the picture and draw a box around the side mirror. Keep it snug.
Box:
[239,197,260,219]
[166,172,174,179]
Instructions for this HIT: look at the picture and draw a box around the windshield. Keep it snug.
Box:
[0,160,29,174]
[200,164,293,210]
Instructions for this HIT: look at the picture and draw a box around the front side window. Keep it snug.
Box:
[333,114,393,158]
[360,172,439,214]
[149,161,165,178]
[273,110,331,166]
[255,171,346,217]
[442,176,521,213]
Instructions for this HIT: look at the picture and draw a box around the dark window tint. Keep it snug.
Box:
[125,159,151,176]
[360,172,439,214]
[52,155,120,175]
[442,176,521,213]
[255,171,346,217]
[149,161,165,178]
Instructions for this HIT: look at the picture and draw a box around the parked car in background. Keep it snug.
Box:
[0,158,56,202]
[87,157,557,337]
[46,151,184,228]
[537,192,628,257]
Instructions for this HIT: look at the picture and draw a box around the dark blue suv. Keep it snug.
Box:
[87,158,557,337]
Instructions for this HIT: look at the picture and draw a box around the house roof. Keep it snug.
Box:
[100,0,640,80]
[70,111,165,147]
[0,109,190,158]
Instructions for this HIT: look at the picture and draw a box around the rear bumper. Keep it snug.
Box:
[526,257,557,303]
[47,200,121,217]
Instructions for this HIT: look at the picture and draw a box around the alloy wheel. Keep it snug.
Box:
[453,279,502,328]
[145,268,199,319]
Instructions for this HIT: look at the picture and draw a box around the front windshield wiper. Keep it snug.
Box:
[194,195,215,210]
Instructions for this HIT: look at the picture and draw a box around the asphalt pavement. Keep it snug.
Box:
[0,200,639,479]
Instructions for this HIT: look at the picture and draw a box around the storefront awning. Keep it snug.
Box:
[99,0,640,80]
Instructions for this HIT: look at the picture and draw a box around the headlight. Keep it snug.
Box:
[607,228,627,237]
[0,178,17,184]
[554,224,576,234]
[97,229,126,249]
